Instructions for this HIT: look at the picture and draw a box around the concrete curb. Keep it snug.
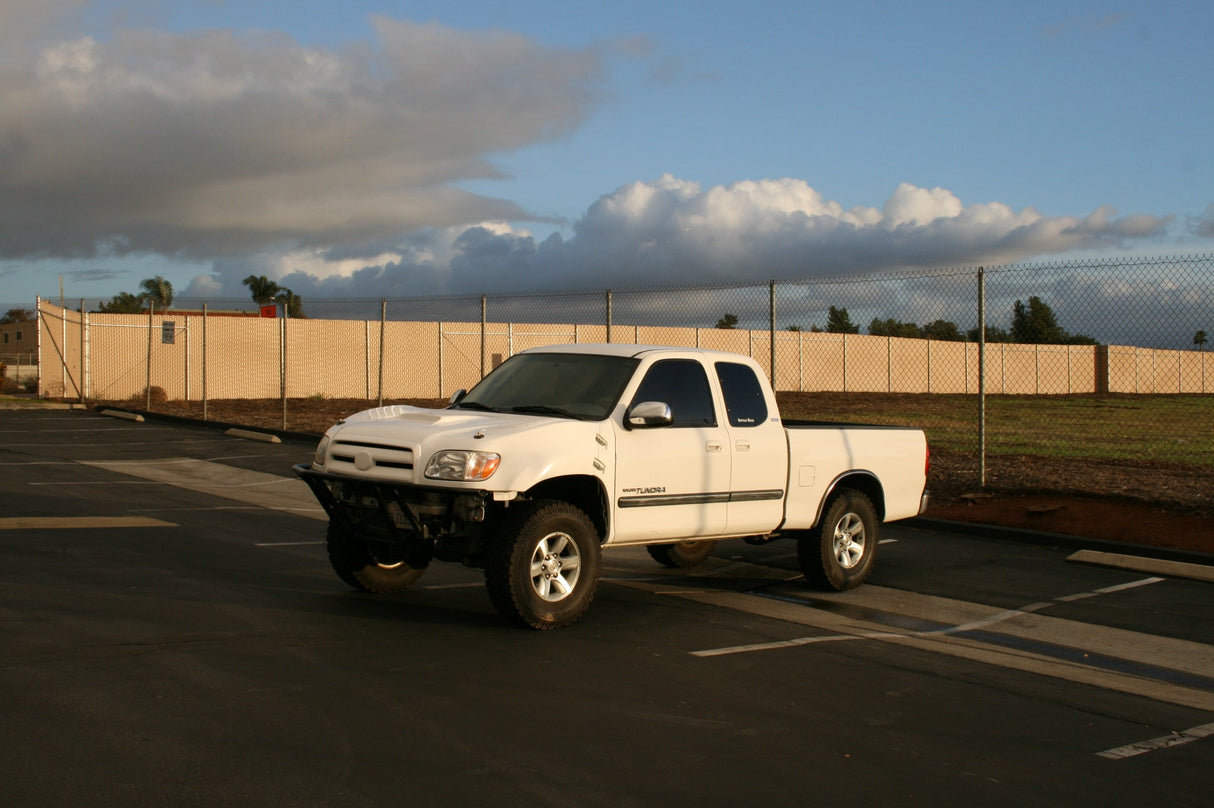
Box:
[1067,549,1214,584]
[225,427,282,444]
[100,408,145,422]
[907,516,1214,570]
[84,405,321,444]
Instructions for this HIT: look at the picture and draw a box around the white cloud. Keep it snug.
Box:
[882,183,964,227]
[188,176,1173,301]
[0,19,603,260]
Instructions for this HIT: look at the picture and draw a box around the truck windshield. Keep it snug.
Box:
[453,353,639,421]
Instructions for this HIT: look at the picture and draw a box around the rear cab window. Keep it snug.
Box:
[715,361,768,427]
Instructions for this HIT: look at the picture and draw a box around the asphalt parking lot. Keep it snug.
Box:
[2,406,1212,806]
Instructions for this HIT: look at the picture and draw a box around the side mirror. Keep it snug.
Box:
[625,401,673,429]
[448,389,467,406]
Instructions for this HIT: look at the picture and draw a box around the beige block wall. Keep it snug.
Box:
[888,337,926,393]
[36,302,1212,402]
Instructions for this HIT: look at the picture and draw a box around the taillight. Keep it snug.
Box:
[925,443,931,477]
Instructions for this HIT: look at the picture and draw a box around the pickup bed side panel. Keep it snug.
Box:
[782,426,927,529]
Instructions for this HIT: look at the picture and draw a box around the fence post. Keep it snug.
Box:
[606,289,612,343]
[364,320,371,400]
[79,300,87,402]
[35,296,42,399]
[202,303,208,422]
[280,313,287,431]
[378,300,386,407]
[183,314,190,402]
[61,302,67,398]
[437,322,444,398]
[145,304,153,410]
[978,267,986,488]
[480,296,487,380]
[769,280,777,385]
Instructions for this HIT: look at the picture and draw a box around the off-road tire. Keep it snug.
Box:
[484,500,601,630]
[799,488,878,591]
[326,519,425,593]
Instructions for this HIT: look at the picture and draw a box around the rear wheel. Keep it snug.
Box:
[326,519,425,593]
[799,489,878,591]
[485,500,601,630]
[646,540,718,569]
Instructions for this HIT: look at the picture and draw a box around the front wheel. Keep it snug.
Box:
[799,489,878,591]
[326,519,425,593]
[485,500,601,630]
[646,540,718,569]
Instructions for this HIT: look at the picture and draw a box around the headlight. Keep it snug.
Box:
[425,450,501,481]
[313,436,331,466]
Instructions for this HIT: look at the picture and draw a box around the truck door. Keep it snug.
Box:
[611,358,730,543]
[714,360,788,535]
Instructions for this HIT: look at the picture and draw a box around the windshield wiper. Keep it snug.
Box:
[510,405,585,420]
[451,401,498,412]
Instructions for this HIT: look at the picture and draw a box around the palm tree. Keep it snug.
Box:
[243,275,281,305]
[139,276,174,314]
[275,288,306,319]
[1196,330,1208,351]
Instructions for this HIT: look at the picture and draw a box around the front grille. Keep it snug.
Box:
[328,440,416,477]
[334,439,410,453]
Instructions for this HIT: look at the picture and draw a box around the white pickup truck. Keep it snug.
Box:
[295,344,929,629]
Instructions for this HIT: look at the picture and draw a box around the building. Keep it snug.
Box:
[1,317,37,388]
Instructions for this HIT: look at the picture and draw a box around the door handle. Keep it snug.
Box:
[736,441,751,451]
[705,441,723,452]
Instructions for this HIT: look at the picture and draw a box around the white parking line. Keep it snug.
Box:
[0,460,78,466]
[676,578,1214,711]
[77,457,325,520]
[31,480,169,485]
[1097,722,1214,759]
[0,426,161,433]
[0,516,177,529]
[692,577,1167,658]
[255,541,324,547]
[1056,577,1166,602]
[5,439,240,448]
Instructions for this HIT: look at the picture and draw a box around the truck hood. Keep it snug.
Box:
[329,404,564,445]
[317,404,610,492]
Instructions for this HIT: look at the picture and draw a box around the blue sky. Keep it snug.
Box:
[2,0,1212,312]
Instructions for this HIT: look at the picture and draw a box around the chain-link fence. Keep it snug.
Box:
[32,253,1214,507]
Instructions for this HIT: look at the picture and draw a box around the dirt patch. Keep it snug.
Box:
[94,395,1214,557]
[925,494,1214,555]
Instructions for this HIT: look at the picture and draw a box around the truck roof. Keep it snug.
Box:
[520,343,757,363]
